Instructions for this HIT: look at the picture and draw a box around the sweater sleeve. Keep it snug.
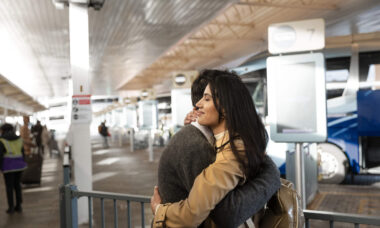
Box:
[153,146,244,228]
[210,155,281,227]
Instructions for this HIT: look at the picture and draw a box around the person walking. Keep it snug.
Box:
[41,125,51,157]
[98,121,109,148]
[31,120,43,155]
[0,123,27,214]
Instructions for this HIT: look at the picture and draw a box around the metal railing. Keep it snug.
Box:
[304,209,380,227]
[60,147,380,228]
[60,145,150,228]
[59,187,380,228]
[60,184,150,228]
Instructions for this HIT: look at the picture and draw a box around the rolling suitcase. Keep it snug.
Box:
[21,153,43,185]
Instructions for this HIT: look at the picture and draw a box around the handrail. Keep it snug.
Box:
[72,189,150,203]
[304,209,380,227]
[60,184,151,228]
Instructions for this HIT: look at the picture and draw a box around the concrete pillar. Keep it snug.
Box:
[2,108,7,123]
[343,43,359,96]
[118,128,123,147]
[148,130,154,162]
[129,128,134,152]
[69,3,92,225]
[373,64,380,90]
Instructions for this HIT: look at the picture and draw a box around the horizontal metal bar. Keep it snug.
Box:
[72,189,150,203]
[304,210,380,226]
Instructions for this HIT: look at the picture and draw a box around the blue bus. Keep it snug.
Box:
[237,51,380,184]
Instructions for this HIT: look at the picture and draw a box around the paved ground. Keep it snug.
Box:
[1,136,379,228]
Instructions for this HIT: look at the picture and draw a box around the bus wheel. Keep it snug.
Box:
[317,143,348,184]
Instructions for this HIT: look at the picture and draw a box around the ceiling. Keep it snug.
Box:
[0,74,45,115]
[0,0,379,102]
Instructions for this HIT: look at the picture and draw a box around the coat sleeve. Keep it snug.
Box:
[210,155,281,227]
[153,149,244,228]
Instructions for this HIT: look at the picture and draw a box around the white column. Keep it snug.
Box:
[373,64,380,90]
[2,108,8,123]
[148,130,154,162]
[343,43,359,96]
[69,3,92,225]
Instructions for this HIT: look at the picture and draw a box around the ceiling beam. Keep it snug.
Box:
[209,22,255,28]
[5,91,23,98]
[182,43,215,48]
[189,37,261,41]
[237,1,338,10]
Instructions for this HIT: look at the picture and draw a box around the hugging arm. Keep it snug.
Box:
[210,155,281,228]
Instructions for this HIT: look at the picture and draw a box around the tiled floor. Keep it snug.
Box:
[1,136,380,228]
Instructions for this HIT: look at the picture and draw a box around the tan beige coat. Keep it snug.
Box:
[153,132,247,228]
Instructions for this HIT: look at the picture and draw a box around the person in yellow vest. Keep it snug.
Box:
[0,123,27,214]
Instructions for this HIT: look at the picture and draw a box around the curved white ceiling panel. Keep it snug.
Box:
[0,0,236,98]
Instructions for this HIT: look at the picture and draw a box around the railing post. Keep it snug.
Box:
[59,185,67,228]
[63,152,71,185]
[71,185,79,228]
[60,185,75,228]
[60,185,79,228]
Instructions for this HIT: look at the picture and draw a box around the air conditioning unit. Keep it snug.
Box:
[172,71,199,89]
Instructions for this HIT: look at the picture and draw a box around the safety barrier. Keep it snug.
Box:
[59,186,380,228]
[60,145,150,228]
[304,209,380,227]
[60,147,380,227]
[59,185,150,228]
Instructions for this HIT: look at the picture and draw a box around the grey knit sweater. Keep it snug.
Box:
[158,125,280,228]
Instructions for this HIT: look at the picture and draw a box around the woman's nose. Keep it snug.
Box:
[195,100,202,108]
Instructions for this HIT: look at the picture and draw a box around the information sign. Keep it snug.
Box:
[71,94,92,123]
[267,53,327,142]
[268,18,325,54]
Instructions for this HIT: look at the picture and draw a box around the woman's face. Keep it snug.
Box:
[195,84,224,132]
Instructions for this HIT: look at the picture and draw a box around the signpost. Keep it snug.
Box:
[267,18,327,209]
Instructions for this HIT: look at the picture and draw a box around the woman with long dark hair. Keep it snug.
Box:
[151,70,269,227]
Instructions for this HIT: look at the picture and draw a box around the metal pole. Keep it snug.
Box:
[148,130,154,162]
[129,129,134,152]
[59,185,66,228]
[295,142,306,209]
[118,129,123,147]
[63,152,70,185]
[71,185,79,228]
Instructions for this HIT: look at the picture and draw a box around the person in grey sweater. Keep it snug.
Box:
[157,73,281,227]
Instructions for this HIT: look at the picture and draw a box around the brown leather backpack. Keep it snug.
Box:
[259,178,305,228]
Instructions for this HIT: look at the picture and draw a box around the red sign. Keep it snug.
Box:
[79,99,91,105]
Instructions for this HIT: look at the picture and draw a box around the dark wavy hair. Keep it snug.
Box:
[191,73,212,106]
[199,69,268,179]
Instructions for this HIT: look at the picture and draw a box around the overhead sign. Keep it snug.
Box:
[268,18,325,54]
[267,53,327,142]
[71,94,92,123]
